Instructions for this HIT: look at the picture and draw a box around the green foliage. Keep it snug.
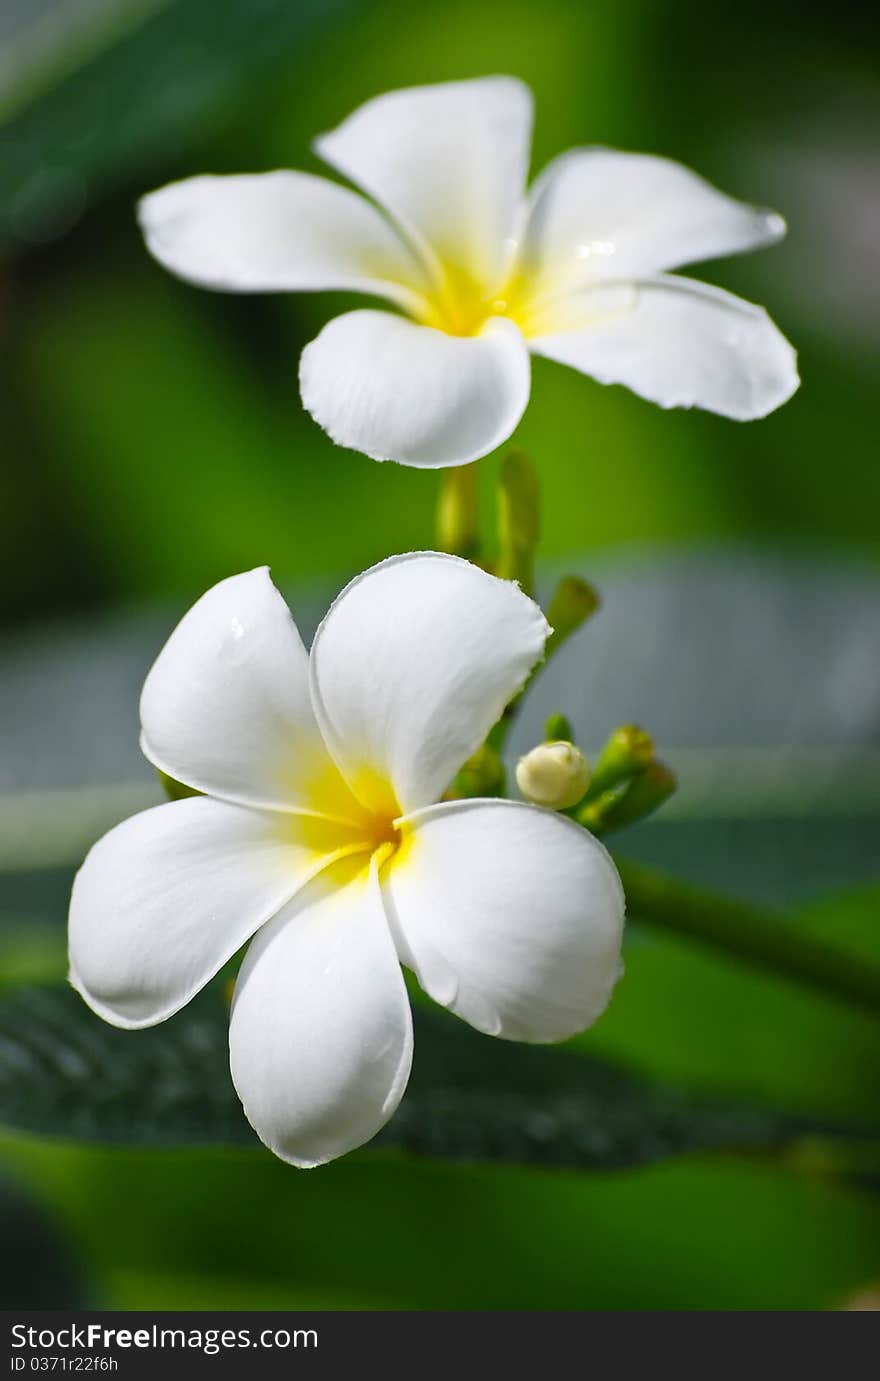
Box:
[0,0,360,246]
[587,881,880,1120]
[6,1129,879,1310]
[1,983,877,1174]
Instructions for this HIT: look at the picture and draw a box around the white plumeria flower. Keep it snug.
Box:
[139,76,798,469]
[68,553,624,1168]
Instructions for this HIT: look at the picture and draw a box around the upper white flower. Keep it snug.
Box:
[138,76,798,469]
[68,553,624,1167]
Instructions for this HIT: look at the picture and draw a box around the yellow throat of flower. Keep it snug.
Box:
[413,261,536,338]
[279,761,411,884]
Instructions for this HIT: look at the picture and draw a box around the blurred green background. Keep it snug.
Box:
[1,0,879,1311]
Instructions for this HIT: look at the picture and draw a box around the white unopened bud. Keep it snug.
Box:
[515,740,591,810]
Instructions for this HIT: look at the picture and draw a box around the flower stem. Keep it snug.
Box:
[436,464,480,560]
[496,451,540,595]
[489,586,602,754]
[614,856,880,1017]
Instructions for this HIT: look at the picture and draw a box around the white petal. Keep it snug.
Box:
[385,799,625,1043]
[518,148,786,300]
[315,77,533,289]
[138,171,429,312]
[309,553,549,816]
[69,796,354,1029]
[229,859,413,1168]
[531,275,799,420]
[140,567,364,820]
[299,309,530,467]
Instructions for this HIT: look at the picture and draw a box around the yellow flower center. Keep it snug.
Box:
[406,257,636,340]
[281,764,409,883]
[363,809,403,861]
[413,262,534,338]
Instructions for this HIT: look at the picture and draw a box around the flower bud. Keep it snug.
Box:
[516,740,591,810]
[544,712,573,743]
[544,576,600,657]
[587,724,654,798]
[579,760,677,834]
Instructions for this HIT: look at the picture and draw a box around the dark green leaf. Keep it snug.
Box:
[0,0,359,251]
[1,983,876,1172]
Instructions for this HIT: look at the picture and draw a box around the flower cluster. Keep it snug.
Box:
[69,77,797,1167]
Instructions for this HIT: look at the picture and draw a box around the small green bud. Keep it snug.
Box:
[158,769,201,801]
[579,760,676,834]
[496,450,541,594]
[544,576,600,657]
[516,740,591,810]
[584,724,654,800]
[577,791,620,834]
[544,712,573,742]
[448,742,506,799]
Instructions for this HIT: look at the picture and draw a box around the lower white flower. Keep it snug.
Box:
[68,553,624,1167]
[138,76,798,468]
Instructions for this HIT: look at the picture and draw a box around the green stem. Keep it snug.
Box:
[490,573,602,753]
[496,451,540,595]
[436,464,479,559]
[615,857,880,1017]
[489,603,596,755]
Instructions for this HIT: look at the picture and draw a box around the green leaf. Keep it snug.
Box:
[0,917,68,984]
[1,983,876,1172]
[0,1,169,126]
[0,0,360,250]
[588,878,880,1122]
